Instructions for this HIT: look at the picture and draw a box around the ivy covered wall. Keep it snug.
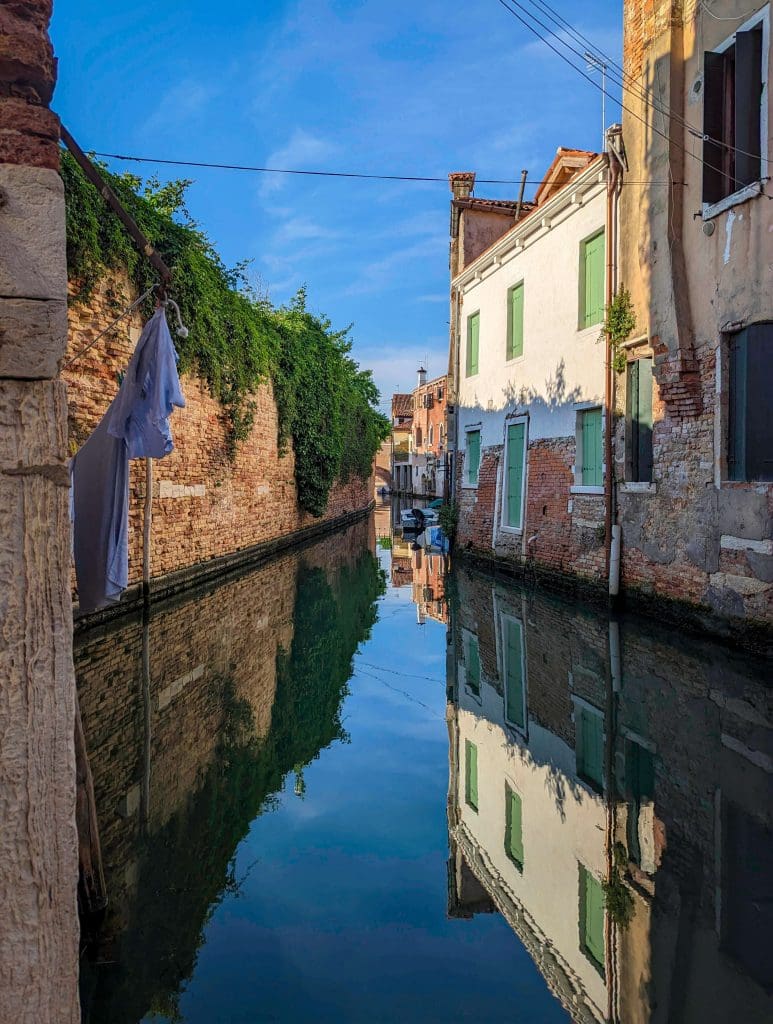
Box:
[62,153,390,516]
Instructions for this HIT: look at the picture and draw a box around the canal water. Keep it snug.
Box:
[77,505,772,1023]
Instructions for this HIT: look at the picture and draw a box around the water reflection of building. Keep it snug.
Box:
[447,566,772,1024]
[411,545,447,625]
[76,520,384,1024]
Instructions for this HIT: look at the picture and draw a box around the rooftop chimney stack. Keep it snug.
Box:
[417,366,427,388]
[448,172,475,200]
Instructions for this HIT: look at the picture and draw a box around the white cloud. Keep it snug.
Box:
[259,129,338,197]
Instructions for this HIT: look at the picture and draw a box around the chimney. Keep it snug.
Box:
[448,172,475,200]
[417,366,427,388]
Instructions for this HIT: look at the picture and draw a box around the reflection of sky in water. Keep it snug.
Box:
[152,547,568,1024]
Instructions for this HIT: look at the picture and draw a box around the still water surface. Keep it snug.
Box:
[77,505,772,1023]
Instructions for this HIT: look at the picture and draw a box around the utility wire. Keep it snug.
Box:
[494,0,770,196]
[87,150,676,187]
[526,0,763,163]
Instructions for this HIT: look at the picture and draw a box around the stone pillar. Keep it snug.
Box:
[0,2,79,1022]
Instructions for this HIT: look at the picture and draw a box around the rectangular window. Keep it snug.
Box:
[505,422,525,528]
[728,323,773,481]
[466,429,481,485]
[507,283,524,360]
[466,312,480,377]
[579,865,606,973]
[581,408,603,486]
[465,634,481,696]
[627,358,653,482]
[703,20,764,206]
[503,617,525,730]
[577,706,604,792]
[505,785,524,870]
[465,740,478,811]
[579,230,605,329]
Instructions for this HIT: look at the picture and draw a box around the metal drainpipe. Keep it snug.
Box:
[604,130,624,597]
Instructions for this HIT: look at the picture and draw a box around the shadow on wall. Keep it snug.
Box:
[461,357,585,423]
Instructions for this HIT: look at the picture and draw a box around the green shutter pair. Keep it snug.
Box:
[627,358,653,482]
[507,283,524,360]
[581,231,605,329]
[466,313,480,376]
[465,740,478,810]
[466,430,481,484]
[505,785,523,869]
[506,422,525,527]
[504,617,525,729]
[581,408,602,486]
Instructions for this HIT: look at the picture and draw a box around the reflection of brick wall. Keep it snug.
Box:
[65,276,373,591]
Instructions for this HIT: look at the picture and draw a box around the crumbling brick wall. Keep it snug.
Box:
[64,275,373,594]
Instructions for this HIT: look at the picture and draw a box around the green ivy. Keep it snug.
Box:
[599,287,637,374]
[61,152,390,515]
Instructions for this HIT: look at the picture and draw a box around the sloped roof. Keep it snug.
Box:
[533,147,599,206]
[392,393,413,417]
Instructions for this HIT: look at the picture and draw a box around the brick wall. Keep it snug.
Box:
[64,275,373,594]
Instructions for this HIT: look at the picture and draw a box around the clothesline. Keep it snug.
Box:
[63,285,157,370]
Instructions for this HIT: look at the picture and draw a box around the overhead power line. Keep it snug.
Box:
[493,0,769,196]
[86,150,677,187]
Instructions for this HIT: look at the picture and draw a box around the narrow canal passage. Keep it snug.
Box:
[77,506,772,1024]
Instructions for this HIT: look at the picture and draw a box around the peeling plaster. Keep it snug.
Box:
[723,209,736,265]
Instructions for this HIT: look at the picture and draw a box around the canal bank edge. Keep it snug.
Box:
[455,548,773,657]
[74,502,375,630]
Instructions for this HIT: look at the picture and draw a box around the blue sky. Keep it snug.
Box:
[51,0,622,410]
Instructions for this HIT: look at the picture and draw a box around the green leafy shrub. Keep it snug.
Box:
[599,287,637,374]
[61,153,390,515]
[438,502,458,544]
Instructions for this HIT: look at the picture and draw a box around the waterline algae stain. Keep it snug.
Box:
[76,507,772,1023]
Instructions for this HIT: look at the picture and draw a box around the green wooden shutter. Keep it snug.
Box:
[467,430,481,484]
[508,284,524,360]
[578,708,604,790]
[628,359,653,482]
[505,619,525,729]
[505,786,523,868]
[465,740,478,810]
[582,232,605,328]
[506,423,525,527]
[581,867,606,970]
[466,635,480,695]
[581,408,602,486]
[466,313,479,376]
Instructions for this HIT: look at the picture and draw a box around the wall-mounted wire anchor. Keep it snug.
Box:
[162,298,189,339]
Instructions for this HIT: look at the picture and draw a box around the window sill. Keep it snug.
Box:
[570,485,604,495]
[702,180,764,220]
[505,353,525,366]
[576,322,603,337]
[498,524,523,535]
[619,482,656,495]
[461,481,479,490]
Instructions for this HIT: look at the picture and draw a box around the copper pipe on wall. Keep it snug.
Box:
[604,129,624,593]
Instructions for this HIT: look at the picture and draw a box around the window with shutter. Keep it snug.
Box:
[728,323,773,481]
[466,430,481,485]
[466,312,480,377]
[579,865,606,974]
[505,422,525,528]
[703,19,764,207]
[507,282,524,360]
[505,785,524,870]
[577,706,604,792]
[580,231,605,328]
[466,634,480,696]
[465,740,478,811]
[503,616,525,730]
[580,408,603,486]
[627,358,653,482]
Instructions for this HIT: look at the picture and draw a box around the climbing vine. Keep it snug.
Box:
[599,287,637,374]
[61,152,390,515]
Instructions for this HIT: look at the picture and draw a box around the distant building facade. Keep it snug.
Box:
[391,392,413,493]
[410,368,448,498]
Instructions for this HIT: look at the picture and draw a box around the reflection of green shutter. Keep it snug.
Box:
[582,231,605,328]
[580,866,605,971]
[466,636,480,695]
[465,740,478,810]
[466,313,480,376]
[508,284,524,360]
[581,408,602,486]
[505,785,523,868]
[467,430,481,484]
[506,423,525,527]
[578,708,604,790]
[505,619,525,728]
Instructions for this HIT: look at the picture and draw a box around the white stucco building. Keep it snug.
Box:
[449,151,611,583]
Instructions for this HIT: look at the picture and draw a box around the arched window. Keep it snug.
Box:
[429,424,434,446]
[439,424,444,446]
[415,427,422,448]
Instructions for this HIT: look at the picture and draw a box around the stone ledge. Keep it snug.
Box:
[720,535,773,555]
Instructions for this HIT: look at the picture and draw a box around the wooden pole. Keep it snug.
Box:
[143,458,152,598]
[75,696,107,915]
[140,458,153,831]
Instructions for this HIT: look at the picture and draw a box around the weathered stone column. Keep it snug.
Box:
[0,2,79,1021]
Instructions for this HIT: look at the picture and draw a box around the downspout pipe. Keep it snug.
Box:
[604,126,625,600]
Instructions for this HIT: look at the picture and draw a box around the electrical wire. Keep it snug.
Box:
[85,150,677,187]
[493,0,770,196]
